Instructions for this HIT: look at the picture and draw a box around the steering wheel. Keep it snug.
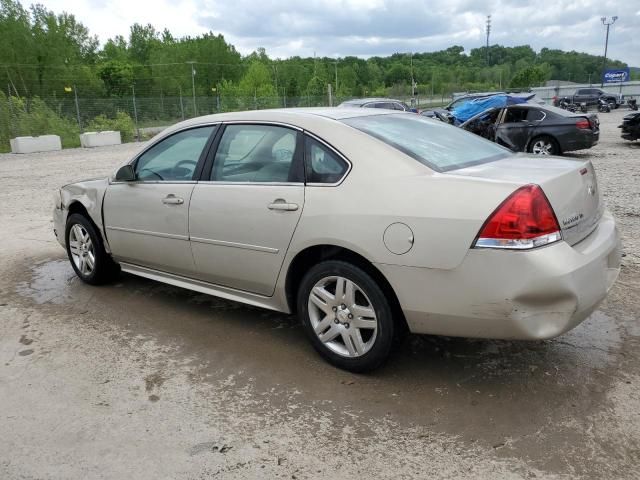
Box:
[172,160,198,179]
[273,149,293,161]
[138,168,164,181]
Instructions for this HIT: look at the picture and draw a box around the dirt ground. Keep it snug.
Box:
[1,110,639,479]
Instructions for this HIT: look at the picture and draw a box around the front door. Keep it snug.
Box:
[104,125,216,276]
[189,123,305,296]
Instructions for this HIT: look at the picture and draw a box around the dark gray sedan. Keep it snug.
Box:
[460,104,599,155]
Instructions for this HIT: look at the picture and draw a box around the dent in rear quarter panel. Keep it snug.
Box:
[60,178,110,251]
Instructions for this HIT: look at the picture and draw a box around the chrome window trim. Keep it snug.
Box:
[531,110,547,122]
[109,180,198,185]
[303,131,352,187]
[219,120,303,131]
[196,181,304,187]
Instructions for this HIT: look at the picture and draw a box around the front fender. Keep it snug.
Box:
[59,178,110,252]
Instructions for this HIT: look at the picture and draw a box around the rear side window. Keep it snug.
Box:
[527,109,545,121]
[210,124,302,183]
[342,114,511,172]
[305,137,349,184]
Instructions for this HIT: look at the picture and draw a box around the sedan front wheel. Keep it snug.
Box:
[65,213,119,285]
[297,260,395,372]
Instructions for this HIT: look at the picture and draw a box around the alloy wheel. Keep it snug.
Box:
[68,223,95,276]
[307,276,378,358]
[531,139,554,155]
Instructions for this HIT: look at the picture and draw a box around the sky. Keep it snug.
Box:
[31,0,640,66]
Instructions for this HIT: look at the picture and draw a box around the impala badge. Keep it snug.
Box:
[562,213,584,228]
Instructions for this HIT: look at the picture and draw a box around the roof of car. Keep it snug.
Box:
[339,98,404,106]
[152,107,402,140]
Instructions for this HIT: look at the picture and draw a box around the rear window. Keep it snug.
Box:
[341,114,511,172]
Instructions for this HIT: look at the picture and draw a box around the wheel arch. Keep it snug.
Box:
[66,200,111,253]
[284,244,407,331]
[527,133,562,155]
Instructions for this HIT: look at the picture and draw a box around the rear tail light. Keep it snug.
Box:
[576,119,591,129]
[473,184,562,250]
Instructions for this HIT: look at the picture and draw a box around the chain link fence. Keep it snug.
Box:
[1,90,452,152]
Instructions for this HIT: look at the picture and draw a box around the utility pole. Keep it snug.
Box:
[187,61,197,116]
[410,53,415,97]
[333,60,339,94]
[486,15,492,66]
[273,64,279,103]
[600,16,618,87]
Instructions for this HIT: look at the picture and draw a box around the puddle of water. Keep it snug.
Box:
[15,259,78,305]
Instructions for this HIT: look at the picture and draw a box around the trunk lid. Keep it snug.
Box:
[451,154,603,245]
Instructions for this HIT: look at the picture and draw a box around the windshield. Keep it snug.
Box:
[341,113,512,172]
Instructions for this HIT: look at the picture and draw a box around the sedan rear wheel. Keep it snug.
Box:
[529,135,559,156]
[298,260,394,372]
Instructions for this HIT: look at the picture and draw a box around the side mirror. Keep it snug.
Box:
[114,164,136,182]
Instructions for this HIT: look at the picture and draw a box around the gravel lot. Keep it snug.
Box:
[1,110,639,479]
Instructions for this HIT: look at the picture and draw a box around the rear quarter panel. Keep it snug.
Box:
[286,128,520,271]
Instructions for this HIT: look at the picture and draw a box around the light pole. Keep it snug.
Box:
[333,60,339,94]
[600,16,618,87]
[409,52,415,97]
[486,15,491,66]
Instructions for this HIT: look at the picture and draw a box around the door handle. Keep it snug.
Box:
[268,199,299,211]
[162,194,184,205]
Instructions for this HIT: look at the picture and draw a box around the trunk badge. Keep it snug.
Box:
[587,184,597,196]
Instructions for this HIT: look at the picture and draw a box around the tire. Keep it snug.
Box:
[297,260,395,372]
[528,135,560,156]
[65,213,119,285]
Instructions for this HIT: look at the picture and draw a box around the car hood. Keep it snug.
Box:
[62,176,109,189]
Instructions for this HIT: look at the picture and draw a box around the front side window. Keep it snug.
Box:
[210,124,302,183]
[135,126,215,181]
[342,113,511,172]
[305,137,349,184]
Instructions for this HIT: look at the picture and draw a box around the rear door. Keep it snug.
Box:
[188,123,305,296]
[496,106,544,152]
[103,125,216,276]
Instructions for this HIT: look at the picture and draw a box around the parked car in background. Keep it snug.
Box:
[420,91,506,119]
[460,104,599,155]
[554,88,624,109]
[421,91,543,120]
[338,98,415,112]
[619,111,640,141]
[53,108,619,372]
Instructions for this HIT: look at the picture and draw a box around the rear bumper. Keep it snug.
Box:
[562,130,599,152]
[376,210,620,340]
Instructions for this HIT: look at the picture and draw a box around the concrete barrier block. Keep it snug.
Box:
[80,131,122,148]
[10,135,62,154]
